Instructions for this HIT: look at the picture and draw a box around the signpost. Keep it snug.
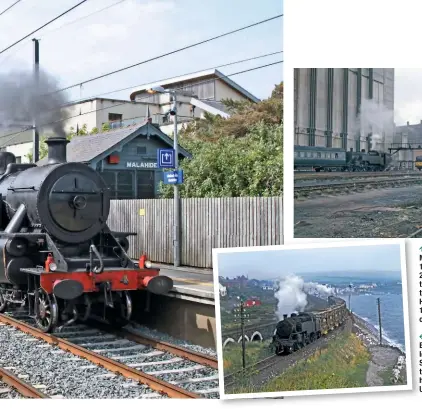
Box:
[163,170,184,185]
[158,148,175,169]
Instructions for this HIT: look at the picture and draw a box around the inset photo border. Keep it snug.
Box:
[212,239,412,400]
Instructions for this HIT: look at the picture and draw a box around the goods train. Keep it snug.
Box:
[294,145,393,172]
[0,137,173,332]
[271,296,348,355]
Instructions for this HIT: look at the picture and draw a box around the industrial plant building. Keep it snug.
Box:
[294,68,395,154]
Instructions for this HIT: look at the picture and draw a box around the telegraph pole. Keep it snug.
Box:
[172,92,180,267]
[377,298,382,345]
[32,38,40,163]
[240,300,246,371]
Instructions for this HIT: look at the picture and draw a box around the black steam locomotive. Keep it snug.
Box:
[0,137,173,332]
[294,145,393,172]
[271,296,347,355]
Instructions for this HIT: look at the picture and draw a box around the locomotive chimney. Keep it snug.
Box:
[283,314,288,320]
[46,136,69,164]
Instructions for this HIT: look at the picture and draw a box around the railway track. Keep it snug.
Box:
[0,312,219,399]
[0,366,49,398]
[223,318,352,393]
[295,171,419,180]
[295,176,422,196]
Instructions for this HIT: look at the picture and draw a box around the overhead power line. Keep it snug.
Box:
[0,0,21,17]
[0,0,126,67]
[0,0,89,55]
[64,50,283,106]
[39,0,128,39]
[52,14,284,94]
[0,60,283,147]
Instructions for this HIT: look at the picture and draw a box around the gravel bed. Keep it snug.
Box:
[0,381,23,399]
[57,325,220,398]
[295,185,422,238]
[126,323,218,358]
[0,324,165,399]
[1,313,219,399]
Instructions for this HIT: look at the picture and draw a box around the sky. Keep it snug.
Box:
[0,0,283,104]
[217,244,402,280]
[395,68,422,126]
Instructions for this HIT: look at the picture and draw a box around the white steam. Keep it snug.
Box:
[352,99,395,153]
[274,274,334,320]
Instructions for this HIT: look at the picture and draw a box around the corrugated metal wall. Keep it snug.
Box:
[107,197,283,268]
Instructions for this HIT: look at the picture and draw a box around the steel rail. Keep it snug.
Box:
[118,327,218,369]
[295,176,422,193]
[0,314,200,399]
[0,366,49,398]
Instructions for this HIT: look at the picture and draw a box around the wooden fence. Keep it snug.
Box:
[107,197,283,268]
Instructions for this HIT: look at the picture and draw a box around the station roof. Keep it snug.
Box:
[37,121,191,165]
[129,69,260,103]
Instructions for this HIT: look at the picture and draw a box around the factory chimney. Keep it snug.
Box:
[46,137,69,164]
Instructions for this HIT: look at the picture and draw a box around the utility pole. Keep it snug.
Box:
[240,299,246,371]
[377,298,382,345]
[172,92,180,267]
[32,38,40,163]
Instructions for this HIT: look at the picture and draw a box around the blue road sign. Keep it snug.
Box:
[163,170,184,185]
[158,148,175,168]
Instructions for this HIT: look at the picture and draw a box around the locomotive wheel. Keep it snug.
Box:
[35,288,59,333]
[0,289,7,313]
[275,346,283,356]
[310,333,316,343]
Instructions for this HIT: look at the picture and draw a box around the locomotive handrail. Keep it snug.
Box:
[89,244,104,274]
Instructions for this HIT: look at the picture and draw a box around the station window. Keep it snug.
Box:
[299,152,305,158]
[334,153,338,158]
[317,152,321,158]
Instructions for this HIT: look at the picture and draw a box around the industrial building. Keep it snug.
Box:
[0,69,258,164]
[294,68,395,153]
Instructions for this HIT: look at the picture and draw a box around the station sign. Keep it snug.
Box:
[157,148,175,169]
[126,162,158,168]
[163,170,184,185]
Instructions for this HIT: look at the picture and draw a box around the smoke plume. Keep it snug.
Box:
[274,274,334,320]
[352,99,395,152]
[0,69,69,138]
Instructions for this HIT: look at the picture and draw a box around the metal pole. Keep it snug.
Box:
[172,91,180,267]
[240,301,246,371]
[348,293,351,312]
[377,298,382,345]
[32,38,40,163]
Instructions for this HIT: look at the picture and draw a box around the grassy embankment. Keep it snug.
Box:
[230,333,370,394]
[223,340,273,374]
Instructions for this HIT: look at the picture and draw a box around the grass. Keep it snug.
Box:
[230,333,370,394]
[223,340,273,375]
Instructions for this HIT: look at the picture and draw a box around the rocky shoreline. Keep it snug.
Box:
[352,313,406,386]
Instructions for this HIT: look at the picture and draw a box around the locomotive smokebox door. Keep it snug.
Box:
[53,279,84,300]
[146,276,173,295]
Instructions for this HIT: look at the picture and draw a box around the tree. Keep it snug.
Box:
[159,82,283,198]
[160,122,282,197]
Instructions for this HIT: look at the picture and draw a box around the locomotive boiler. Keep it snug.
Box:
[271,297,348,355]
[0,136,173,332]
